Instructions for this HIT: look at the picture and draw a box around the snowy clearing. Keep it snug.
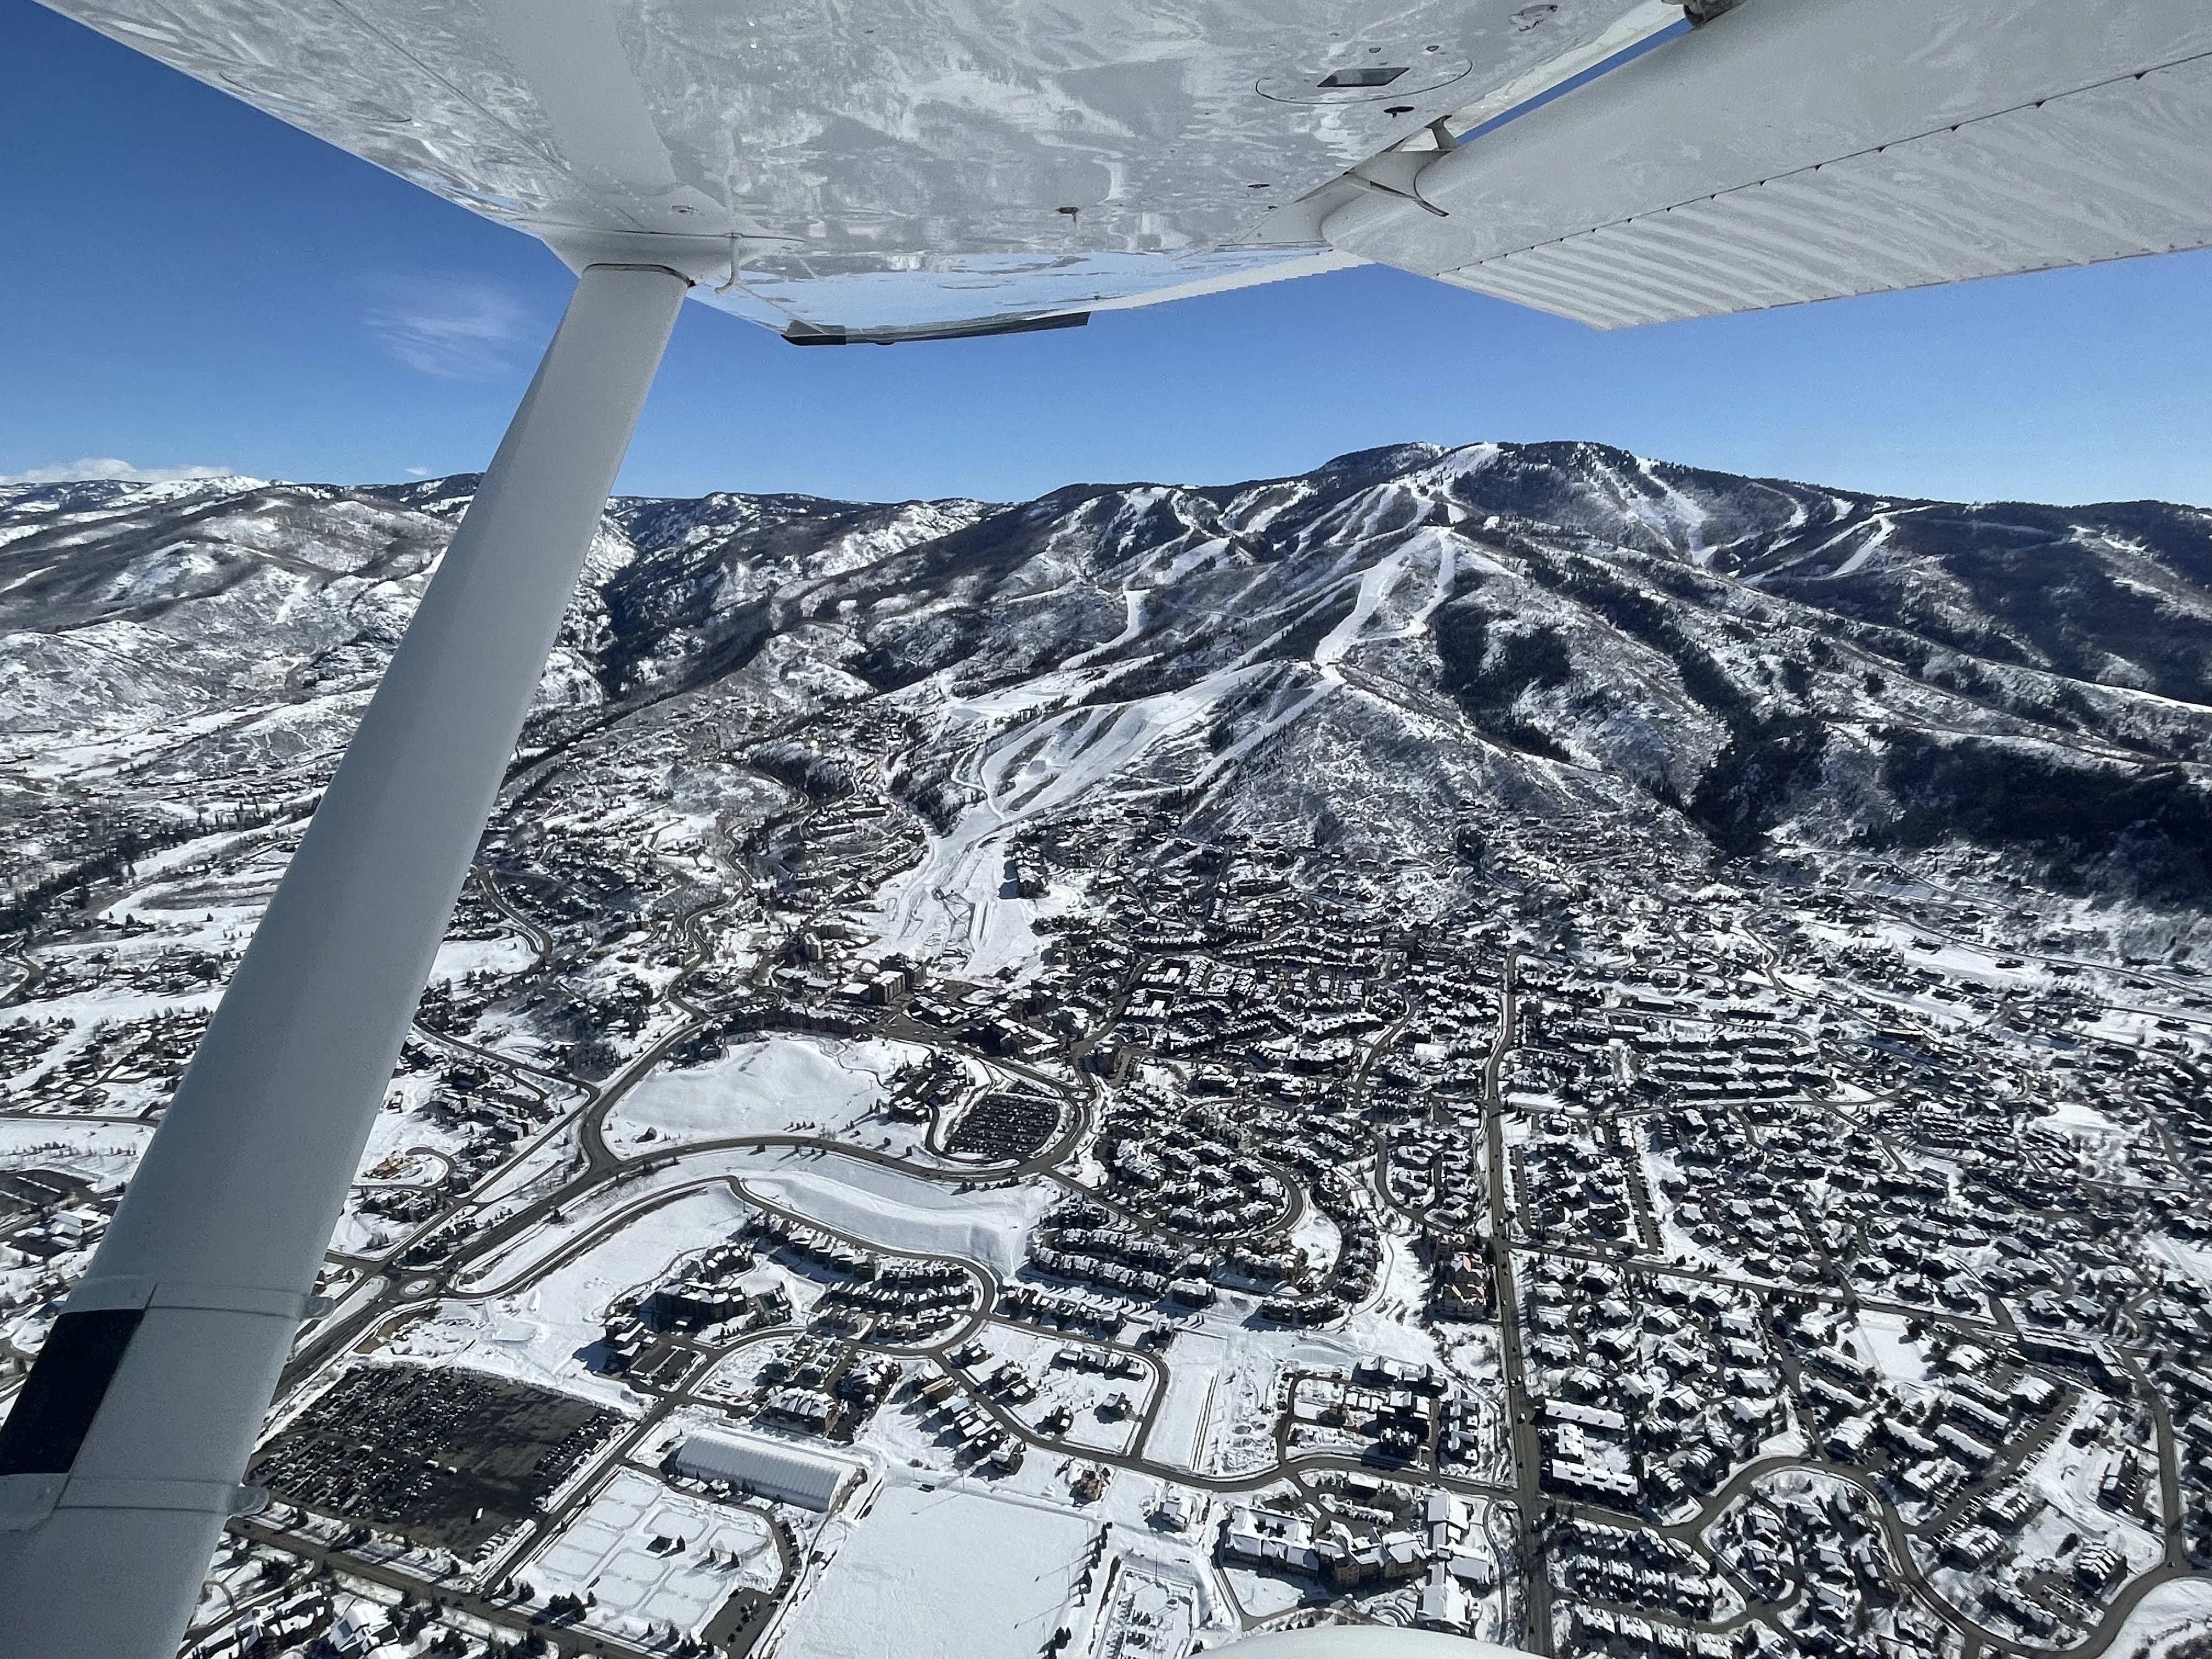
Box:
[392,1185,751,1409]
[606,1034,926,1155]
[777,1484,1093,1659]
[1144,1330,1224,1470]
[736,1156,1053,1278]
[526,1468,777,1641]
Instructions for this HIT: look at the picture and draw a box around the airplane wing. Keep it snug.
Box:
[35,0,2212,342]
[1324,0,2212,327]
[26,0,1684,341]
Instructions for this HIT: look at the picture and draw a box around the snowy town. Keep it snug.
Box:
[4,747,2212,1659]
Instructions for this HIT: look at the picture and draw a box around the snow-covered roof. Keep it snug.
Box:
[672,1428,857,1511]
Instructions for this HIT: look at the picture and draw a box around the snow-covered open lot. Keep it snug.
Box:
[605,1034,928,1155]
[736,1156,1055,1278]
[390,1184,752,1409]
[526,1468,778,1641]
[777,1483,1094,1659]
[1144,1330,1224,1470]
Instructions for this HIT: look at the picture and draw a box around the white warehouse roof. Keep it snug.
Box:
[672,1429,858,1513]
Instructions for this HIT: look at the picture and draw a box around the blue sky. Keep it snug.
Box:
[5,0,2211,508]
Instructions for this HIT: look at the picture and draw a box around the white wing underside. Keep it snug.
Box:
[1323,0,2212,329]
[38,0,2212,340]
[28,0,1673,337]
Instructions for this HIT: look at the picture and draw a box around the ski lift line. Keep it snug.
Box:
[0,261,687,1659]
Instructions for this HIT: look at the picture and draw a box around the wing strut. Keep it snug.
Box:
[0,259,689,1658]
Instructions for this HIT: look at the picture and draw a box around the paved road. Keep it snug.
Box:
[1483,948,1555,1657]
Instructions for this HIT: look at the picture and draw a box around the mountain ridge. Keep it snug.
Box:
[3,439,2210,953]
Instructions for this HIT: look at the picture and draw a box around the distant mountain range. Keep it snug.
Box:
[4,441,2210,937]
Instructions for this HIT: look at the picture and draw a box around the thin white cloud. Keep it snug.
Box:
[0,458,235,485]
[364,276,532,380]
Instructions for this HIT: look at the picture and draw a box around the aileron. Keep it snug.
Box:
[1328,0,2212,328]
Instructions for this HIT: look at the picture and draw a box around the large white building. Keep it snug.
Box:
[672,1429,859,1512]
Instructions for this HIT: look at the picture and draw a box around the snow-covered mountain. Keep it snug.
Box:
[3,441,2210,944]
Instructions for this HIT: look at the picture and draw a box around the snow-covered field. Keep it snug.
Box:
[778,1484,1094,1659]
[605,1034,926,1155]
[391,1184,752,1409]
[2103,1574,2212,1659]
[736,1156,1054,1278]
[527,1468,778,1641]
[1144,1331,1224,1469]
[427,934,537,985]
[0,1116,149,1183]
[1854,1308,1931,1387]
